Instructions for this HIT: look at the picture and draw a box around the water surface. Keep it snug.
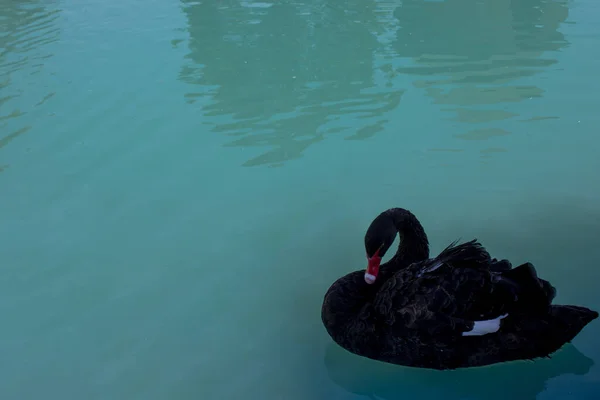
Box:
[1,0,600,399]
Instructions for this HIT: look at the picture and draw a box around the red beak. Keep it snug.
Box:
[365,255,381,284]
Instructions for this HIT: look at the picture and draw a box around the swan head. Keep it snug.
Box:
[364,215,397,284]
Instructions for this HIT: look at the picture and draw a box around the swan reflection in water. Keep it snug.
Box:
[324,342,595,400]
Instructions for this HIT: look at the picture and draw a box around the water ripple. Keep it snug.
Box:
[0,1,61,170]
[389,0,570,151]
[177,0,572,166]
[178,0,405,167]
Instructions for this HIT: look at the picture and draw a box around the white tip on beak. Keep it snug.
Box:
[364,273,376,284]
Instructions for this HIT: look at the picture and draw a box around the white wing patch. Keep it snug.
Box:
[462,314,508,336]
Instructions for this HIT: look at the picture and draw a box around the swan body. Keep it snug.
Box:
[321,208,598,370]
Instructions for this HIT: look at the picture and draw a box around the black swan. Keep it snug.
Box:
[321,207,598,370]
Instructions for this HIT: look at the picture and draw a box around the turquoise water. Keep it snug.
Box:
[1,0,600,398]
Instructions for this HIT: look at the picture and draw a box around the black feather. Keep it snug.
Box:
[321,208,599,370]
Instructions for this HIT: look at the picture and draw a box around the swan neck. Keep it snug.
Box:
[388,208,429,264]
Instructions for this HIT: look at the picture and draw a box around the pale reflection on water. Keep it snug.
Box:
[178,0,407,167]
[391,0,568,123]
[178,0,569,167]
